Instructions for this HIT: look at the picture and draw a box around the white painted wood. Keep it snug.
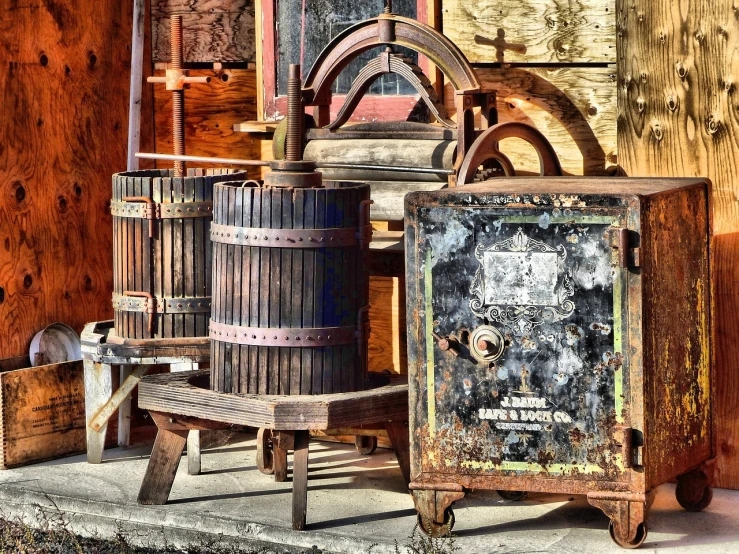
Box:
[118,365,133,447]
[84,360,113,464]
[88,364,149,433]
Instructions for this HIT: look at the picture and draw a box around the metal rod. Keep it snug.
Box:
[135,152,456,175]
[171,15,185,177]
[136,152,269,166]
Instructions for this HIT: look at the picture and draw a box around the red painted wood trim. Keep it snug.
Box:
[262,0,429,121]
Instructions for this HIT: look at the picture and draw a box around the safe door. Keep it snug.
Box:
[407,203,636,489]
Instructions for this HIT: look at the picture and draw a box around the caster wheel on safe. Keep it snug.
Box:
[497,490,528,501]
[676,479,713,512]
[256,428,274,475]
[417,508,455,537]
[355,435,377,455]
[608,521,647,549]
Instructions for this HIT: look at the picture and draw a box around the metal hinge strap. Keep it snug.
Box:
[613,425,640,469]
[113,293,212,314]
[209,319,359,347]
[609,228,640,268]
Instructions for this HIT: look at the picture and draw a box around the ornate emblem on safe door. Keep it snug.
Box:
[470,228,575,334]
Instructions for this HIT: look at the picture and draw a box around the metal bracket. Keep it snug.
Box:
[210,223,364,249]
[114,292,212,333]
[609,228,640,269]
[613,425,641,469]
[209,320,359,347]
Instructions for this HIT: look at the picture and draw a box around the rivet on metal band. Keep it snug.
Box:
[209,319,359,347]
[209,223,360,249]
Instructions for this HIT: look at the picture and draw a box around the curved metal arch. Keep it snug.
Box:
[458,122,563,184]
[303,14,480,106]
[327,52,454,130]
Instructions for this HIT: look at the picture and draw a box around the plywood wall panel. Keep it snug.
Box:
[444,66,617,175]
[442,0,616,64]
[153,68,260,176]
[0,0,135,358]
[151,0,256,62]
[616,0,739,489]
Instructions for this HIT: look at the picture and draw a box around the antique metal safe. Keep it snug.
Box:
[405,178,713,548]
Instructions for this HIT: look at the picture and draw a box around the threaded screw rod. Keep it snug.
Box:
[171,15,185,177]
[286,64,303,162]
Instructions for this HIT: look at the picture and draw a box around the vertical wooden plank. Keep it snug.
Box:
[331,187,344,394]
[137,428,188,505]
[125,176,136,338]
[301,189,315,394]
[240,186,253,393]
[258,189,271,395]
[313,189,326,394]
[203,175,213,338]
[269,188,282,394]
[291,189,304,394]
[152,176,164,338]
[344,186,359,391]
[280,188,293,394]
[162,177,174,338]
[113,177,121,334]
[321,188,335,394]
[249,188,262,393]
[231,185,243,394]
[211,184,223,392]
[173,177,184,338]
[183,176,196,337]
[84,360,113,464]
[193,175,206,337]
[224,185,236,392]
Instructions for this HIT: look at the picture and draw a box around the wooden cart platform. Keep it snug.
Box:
[136,370,410,530]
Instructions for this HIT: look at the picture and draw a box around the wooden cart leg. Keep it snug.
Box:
[273,431,291,483]
[138,428,188,505]
[385,420,411,484]
[118,365,133,448]
[169,362,202,475]
[84,359,113,464]
[292,430,310,531]
[588,491,653,549]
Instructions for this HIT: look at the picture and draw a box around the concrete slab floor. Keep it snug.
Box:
[0,432,735,553]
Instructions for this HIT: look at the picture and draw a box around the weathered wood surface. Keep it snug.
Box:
[1,361,86,469]
[444,66,617,176]
[616,0,737,490]
[112,169,244,340]
[210,182,371,395]
[151,0,256,63]
[442,0,615,64]
[368,276,407,374]
[137,427,188,505]
[0,0,143,358]
[153,68,260,178]
[138,370,409,430]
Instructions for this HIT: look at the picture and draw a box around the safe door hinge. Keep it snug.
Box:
[613,425,643,469]
[609,228,640,268]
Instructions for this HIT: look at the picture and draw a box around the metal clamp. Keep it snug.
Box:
[113,198,213,237]
[113,292,212,333]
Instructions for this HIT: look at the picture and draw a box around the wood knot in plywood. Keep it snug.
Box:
[636,97,646,114]
[666,95,679,113]
[651,121,663,142]
[694,29,705,43]
[706,115,722,136]
[675,62,688,80]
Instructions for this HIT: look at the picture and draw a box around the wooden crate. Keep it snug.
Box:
[0,358,87,469]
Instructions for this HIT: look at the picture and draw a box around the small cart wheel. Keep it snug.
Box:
[417,508,455,537]
[676,480,713,512]
[497,490,528,501]
[608,520,647,549]
[355,435,378,455]
[256,428,274,475]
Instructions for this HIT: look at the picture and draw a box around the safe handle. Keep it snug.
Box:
[431,332,459,357]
